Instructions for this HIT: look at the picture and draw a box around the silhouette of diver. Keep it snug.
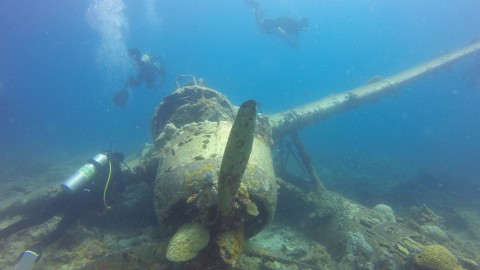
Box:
[245,0,308,47]
[113,48,166,107]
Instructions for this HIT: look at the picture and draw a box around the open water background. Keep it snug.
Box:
[1,0,480,209]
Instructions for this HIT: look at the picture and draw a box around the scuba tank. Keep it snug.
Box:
[61,153,109,193]
[12,154,110,270]
[12,151,124,270]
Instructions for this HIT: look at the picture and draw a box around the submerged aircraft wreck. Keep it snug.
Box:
[1,42,480,270]
[96,41,480,270]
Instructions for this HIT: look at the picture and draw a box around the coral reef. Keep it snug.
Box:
[409,205,444,226]
[245,224,333,269]
[246,201,259,216]
[421,225,448,243]
[411,244,463,270]
[405,205,445,234]
[346,232,373,257]
[371,204,396,223]
[457,210,480,240]
[165,222,210,262]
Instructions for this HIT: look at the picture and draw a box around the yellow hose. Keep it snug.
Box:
[103,160,112,209]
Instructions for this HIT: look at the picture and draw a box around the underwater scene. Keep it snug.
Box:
[1,0,480,269]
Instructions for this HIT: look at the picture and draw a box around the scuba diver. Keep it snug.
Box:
[113,48,166,107]
[244,0,309,48]
[0,151,126,270]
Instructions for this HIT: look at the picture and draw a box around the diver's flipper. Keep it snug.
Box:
[13,250,40,270]
[113,90,129,107]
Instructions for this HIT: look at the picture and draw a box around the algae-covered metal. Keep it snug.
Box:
[110,42,480,268]
[218,100,257,217]
[152,87,277,240]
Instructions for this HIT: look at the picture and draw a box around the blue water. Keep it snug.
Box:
[1,0,479,203]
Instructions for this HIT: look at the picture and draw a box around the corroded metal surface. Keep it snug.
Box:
[152,88,277,239]
[151,86,236,141]
[218,100,257,217]
[270,41,480,138]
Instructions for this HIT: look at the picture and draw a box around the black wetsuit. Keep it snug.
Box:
[0,154,125,254]
[127,53,166,89]
[245,0,308,47]
[113,48,166,107]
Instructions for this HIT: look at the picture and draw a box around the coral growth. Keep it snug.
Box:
[410,205,443,226]
[166,223,210,262]
[421,225,448,243]
[406,205,445,234]
[371,204,396,222]
[411,244,463,270]
[346,232,374,257]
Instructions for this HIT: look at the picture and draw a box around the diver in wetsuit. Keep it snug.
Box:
[245,0,309,47]
[113,48,166,107]
[0,151,126,268]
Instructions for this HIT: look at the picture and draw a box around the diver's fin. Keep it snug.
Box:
[13,250,40,270]
[113,89,129,107]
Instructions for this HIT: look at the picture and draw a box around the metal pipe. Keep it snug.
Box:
[269,41,480,139]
